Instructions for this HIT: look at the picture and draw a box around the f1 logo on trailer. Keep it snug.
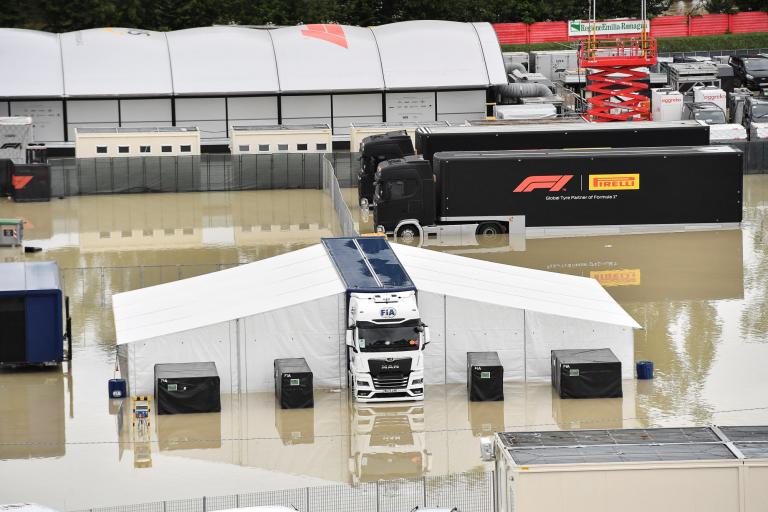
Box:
[1,143,22,149]
[513,175,573,193]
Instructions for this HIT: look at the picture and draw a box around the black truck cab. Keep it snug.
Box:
[373,156,434,236]
[358,131,415,206]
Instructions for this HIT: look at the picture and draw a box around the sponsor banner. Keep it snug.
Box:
[568,19,650,37]
[589,174,640,191]
[590,269,642,287]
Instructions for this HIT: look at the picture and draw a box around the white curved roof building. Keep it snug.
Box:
[0,22,505,145]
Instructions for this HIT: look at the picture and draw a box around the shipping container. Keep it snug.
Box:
[0,262,64,365]
[154,362,221,415]
[274,357,314,409]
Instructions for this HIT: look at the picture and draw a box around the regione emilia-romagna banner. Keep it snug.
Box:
[568,19,650,37]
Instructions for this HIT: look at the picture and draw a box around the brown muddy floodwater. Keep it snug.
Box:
[1,178,768,510]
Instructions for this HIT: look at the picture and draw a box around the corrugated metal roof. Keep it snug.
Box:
[0,22,506,98]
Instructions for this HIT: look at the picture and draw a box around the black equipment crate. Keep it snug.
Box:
[275,358,314,409]
[154,362,221,415]
[551,349,623,399]
[467,351,504,402]
[12,164,51,202]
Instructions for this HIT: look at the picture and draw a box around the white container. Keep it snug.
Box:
[493,104,556,120]
[709,123,748,141]
[530,50,579,80]
[230,124,332,154]
[750,122,768,140]
[694,86,727,114]
[0,117,33,164]
[75,127,201,158]
[651,89,684,121]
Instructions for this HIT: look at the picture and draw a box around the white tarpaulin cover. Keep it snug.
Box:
[114,242,640,395]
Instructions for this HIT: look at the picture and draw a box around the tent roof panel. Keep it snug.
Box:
[373,21,499,90]
[0,29,64,97]
[270,25,384,92]
[0,261,61,293]
[167,26,280,95]
[60,28,173,96]
[390,243,641,329]
[113,244,345,345]
[472,22,508,86]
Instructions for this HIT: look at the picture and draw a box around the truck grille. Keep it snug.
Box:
[373,375,408,389]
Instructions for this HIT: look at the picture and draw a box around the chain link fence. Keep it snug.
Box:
[71,471,494,512]
[47,153,359,197]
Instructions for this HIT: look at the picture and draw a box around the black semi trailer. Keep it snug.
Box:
[372,146,742,237]
[358,121,710,205]
[413,121,711,163]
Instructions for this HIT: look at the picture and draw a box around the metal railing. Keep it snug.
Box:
[71,471,495,512]
[47,153,359,197]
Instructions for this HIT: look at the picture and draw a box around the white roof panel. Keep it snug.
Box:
[0,29,64,97]
[167,26,279,95]
[60,28,173,96]
[374,21,492,90]
[391,243,641,329]
[113,244,345,345]
[271,25,384,92]
[472,22,508,86]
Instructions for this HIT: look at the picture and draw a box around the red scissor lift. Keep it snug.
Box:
[579,36,658,122]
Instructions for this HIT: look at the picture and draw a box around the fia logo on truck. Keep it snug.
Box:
[514,175,573,192]
[380,307,397,318]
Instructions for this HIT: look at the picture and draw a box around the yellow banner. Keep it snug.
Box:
[588,173,640,191]
[590,269,642,287]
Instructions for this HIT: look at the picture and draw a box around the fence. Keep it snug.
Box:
[72,471,495,512]
[494,12,768,45]
[47,153,358,197]
[322,155,358,237]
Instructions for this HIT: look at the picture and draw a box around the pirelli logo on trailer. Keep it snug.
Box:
[589,174,640,191]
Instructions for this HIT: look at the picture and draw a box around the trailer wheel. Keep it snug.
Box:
[476,222,504,237]
[397,224,420,240]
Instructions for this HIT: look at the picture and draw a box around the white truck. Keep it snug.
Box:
[322,237,430,403]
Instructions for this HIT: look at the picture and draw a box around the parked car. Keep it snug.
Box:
[683,102,726,125]
[729,55,768,91]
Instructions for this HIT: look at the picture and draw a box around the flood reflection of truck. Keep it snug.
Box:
[322,237,430,403]
[358,121,710,207]
[348,402,431,485]
[372,146,742,238]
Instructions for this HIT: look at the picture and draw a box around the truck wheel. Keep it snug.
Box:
[476,222,504,236]
[397,225,420,240]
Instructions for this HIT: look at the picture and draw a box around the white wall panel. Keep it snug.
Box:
[437,90,486,114]
[119,121,173,129]
[385,92,435,122]
[331,116,383,135]
[10,101,64,142]
[281,95,331,119]
[282,117,332,127]
[175,98,226,121]
[437,112,485,124]
[228,119,278,129]
[185,120,227,139]
[120,99,172,123]
[67,100,119,123]
[227,96,278,120]
[0,102,8,117]
[332,94,382,117]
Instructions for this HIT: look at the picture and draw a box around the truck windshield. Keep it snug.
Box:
[358,323,421,352]
[753,104,768,120]
[745,59,768,72]
[694,111,725,124]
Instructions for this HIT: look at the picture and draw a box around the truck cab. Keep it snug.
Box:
[743,96,768,127]
[683,102,726,125]
[373,156,435,237]
[322,237,429,403]
[729,55,768,92]
[346,290,428,402]
[358,131,415,207]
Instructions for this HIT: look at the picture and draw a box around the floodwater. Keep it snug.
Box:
[1,177,768,510]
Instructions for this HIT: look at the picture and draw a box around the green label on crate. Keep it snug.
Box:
[167,383,178,391]
[290,378,301,386]
[481,372,491,379]
[569,369,580,377]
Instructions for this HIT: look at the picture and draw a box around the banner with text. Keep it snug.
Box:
[568,19,650,37]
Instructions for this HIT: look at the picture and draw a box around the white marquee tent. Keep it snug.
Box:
[114,242,640,396]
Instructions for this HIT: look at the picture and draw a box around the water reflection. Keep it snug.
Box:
[0,367,67,460]
[467,401,505,437]
[348,402,430,484]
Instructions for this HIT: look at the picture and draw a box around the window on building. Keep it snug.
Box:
[161,145,172,153]
[118,146,130,154]
[316,143,327,151]
[139,145,151,153]
[96,145,108,154]
[297,143,308,151]
[278,144,289,151]
[180,145,192,153]
[258,144,270,152]
[238,144,250,152]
